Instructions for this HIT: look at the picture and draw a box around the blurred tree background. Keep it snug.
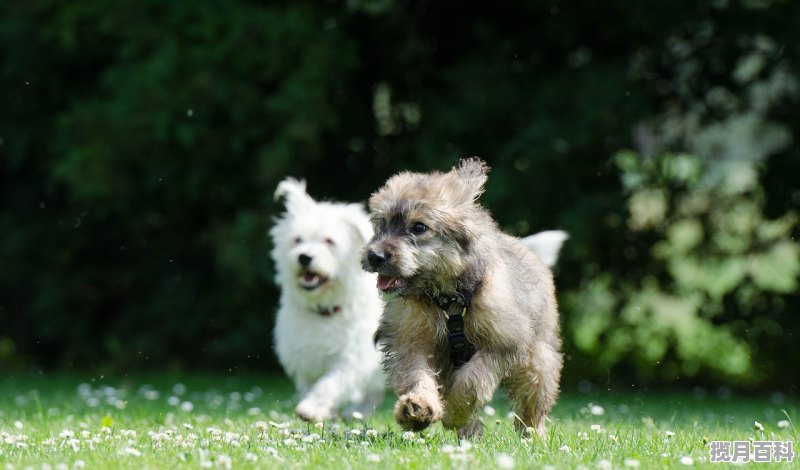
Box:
[1,0,798,390]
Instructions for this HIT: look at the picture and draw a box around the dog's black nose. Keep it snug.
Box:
[298,254,312,267]
[367,249,389,267]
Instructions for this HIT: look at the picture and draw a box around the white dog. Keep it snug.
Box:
[270,178,384,422]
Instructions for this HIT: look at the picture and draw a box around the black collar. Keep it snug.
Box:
[316,305,341,317]
[431,289,476,369]
[431,286,475,312]
[432,293,465,312]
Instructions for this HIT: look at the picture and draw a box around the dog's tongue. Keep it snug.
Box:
[377,275,405,291]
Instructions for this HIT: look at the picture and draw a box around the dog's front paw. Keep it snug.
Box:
[295,399,332,423]
[443,375,479,429]
[457,418,484,439]
[394,393,442,432]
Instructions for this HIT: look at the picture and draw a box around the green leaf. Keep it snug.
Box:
[749,240,800,292]
[100,415,113,429]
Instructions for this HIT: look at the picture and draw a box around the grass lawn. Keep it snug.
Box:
[0,373,796,469]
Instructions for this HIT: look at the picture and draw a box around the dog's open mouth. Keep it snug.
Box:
[377,275,407,292]
[299,270,328,290]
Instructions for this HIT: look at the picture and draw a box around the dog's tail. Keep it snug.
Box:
[520,230,568,268]
[274,177,316,213]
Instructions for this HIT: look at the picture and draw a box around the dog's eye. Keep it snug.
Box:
[373,218,387,232]
[294,237,302,244]
[325,238,335,246]
[410,222,428,235]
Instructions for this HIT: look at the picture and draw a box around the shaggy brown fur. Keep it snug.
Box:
[361,158,563,438]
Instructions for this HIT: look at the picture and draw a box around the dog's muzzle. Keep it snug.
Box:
[366,249,389,269]
[365,249,408,292]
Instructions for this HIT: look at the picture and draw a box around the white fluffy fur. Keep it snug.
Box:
[270,178,384,422]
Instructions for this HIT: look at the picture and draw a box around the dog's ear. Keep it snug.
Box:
[448,157,489,203]
[455,157,489,182]
[344,203,374,243]
[274,177,315,214]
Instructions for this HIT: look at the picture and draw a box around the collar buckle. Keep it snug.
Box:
[432,291,475,369]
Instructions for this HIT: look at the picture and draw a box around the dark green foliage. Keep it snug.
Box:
[1,1,798,388]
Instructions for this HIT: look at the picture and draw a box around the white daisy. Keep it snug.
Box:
[122,446,142,457]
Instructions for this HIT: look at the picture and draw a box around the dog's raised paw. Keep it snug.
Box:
[394,393,441,431]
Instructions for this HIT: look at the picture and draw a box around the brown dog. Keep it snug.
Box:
[361,158,563,438]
